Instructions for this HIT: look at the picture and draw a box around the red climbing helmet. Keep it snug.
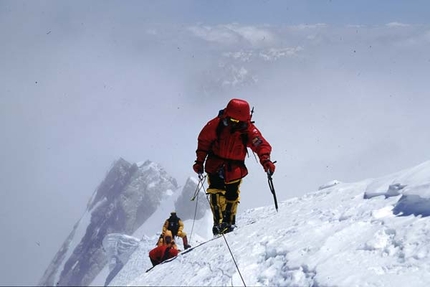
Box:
[224,99,251,122]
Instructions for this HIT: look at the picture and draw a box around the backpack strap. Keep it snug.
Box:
[215,109,250,157]
[168,217,180,237]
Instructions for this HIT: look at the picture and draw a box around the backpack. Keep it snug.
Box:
[167,216,180,237]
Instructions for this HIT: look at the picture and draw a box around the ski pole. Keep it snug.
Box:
[189,174,207,244]
[191,174,206,201]
[266,162,278,211]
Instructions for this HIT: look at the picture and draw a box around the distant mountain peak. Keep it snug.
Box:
[39,158,181,286]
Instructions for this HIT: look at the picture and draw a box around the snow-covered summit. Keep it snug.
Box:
[39,158,430,286]
[109,160,430,287]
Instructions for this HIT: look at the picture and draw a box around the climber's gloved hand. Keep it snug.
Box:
[193,161,203,175]
[260,154,276,175]
[263,160,276,175]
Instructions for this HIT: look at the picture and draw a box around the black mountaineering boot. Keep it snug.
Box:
[212,225,221,236]
[220,222,234,234]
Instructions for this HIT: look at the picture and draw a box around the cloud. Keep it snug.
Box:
[222,47,303,62]
[185,22,429,56]
[425,30,430,42]
[386,22,411,27]
[188,24,277,48]
[188,25,241,45]
[290,23,328,30]
[225,24,277,47]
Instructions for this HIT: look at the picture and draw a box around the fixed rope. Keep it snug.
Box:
[190,173,246,286]
[221,233,246,287]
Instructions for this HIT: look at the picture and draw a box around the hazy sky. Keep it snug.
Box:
[1,0,430,285]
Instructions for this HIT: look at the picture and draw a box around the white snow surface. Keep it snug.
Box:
[106,160,430,287]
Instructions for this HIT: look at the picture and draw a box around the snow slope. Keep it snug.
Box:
[109,160,430,286]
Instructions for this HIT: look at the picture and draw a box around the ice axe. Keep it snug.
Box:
[267,161,278,212]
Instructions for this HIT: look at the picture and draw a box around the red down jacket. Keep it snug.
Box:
[195,115,272,183]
